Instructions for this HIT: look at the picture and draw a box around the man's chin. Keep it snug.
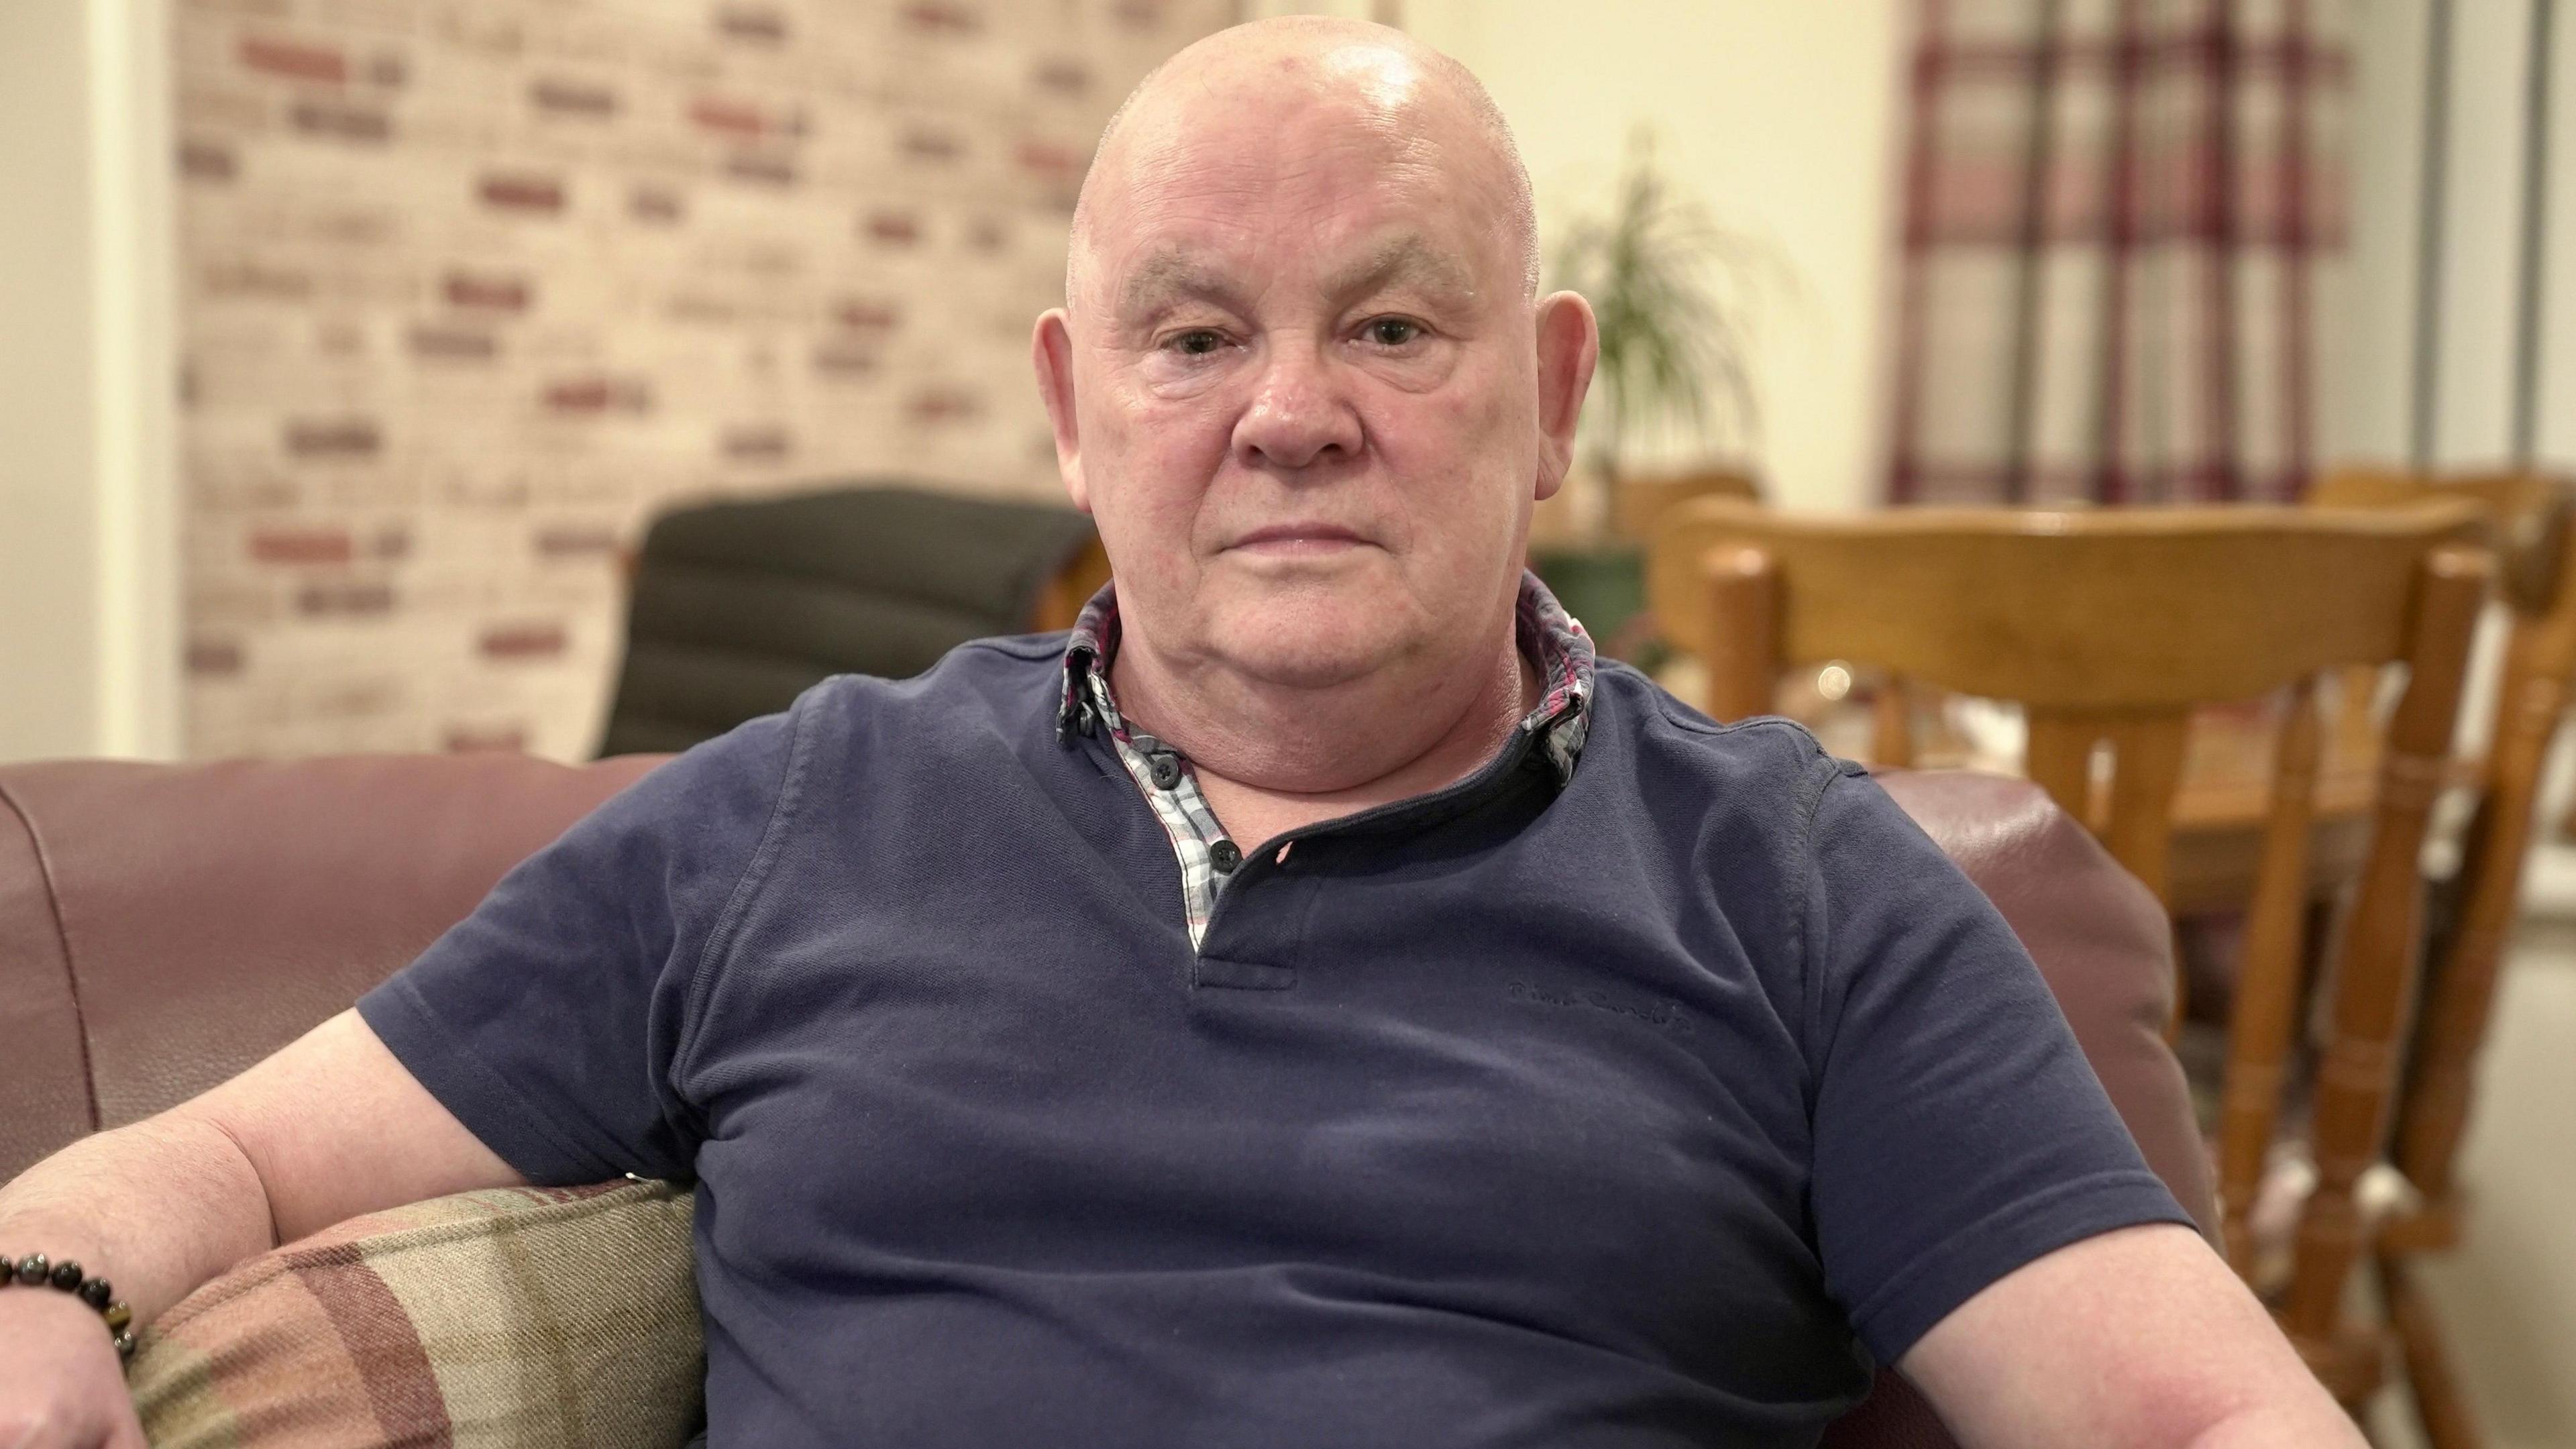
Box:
[1199,586,1413,692]
[1222,647,1387,692]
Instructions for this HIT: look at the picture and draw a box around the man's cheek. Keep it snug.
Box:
[1358,345,1462,396]
[1120,384,1238,463]
[1383,384,1517,494]
[1138,359,1242,404]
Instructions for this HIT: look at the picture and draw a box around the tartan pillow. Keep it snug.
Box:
[129,1179,701,1449]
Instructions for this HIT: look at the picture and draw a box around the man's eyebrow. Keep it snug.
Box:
[1111,236,1480,321]
[1324,235,1477,305]
[1115,252,1239,319]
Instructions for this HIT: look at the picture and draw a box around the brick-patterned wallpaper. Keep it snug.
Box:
[175,0,1235,760]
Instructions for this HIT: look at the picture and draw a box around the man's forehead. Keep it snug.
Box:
[1111,231,1482,315]
[1092,123,1499,315]
[1064,22,1539,310]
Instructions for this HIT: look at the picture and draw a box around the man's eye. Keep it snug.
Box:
[1364,318,1423,347]
[1169,329,1226,356]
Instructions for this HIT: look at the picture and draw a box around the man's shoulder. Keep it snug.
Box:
[1589,661,1853,800]
[627,633,1068,818]
[778,631,1070,739]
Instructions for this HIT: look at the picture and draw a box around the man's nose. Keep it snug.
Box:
[1232,343,1364,472]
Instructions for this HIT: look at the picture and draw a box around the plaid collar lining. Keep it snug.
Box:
[1054,570,1597,782]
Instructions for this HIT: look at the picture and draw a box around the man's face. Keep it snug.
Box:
[1038,64,1552,691]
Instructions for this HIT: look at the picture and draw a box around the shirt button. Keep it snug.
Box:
[1147,752,1183,790]
[1209,839,1242,873]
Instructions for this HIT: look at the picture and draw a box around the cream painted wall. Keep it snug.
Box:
[1412,1,1907,512]
[0,0,107,761]
[0,0,180,763]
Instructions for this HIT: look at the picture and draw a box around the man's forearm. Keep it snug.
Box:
[3,1012,525,1339]
[2187,1400,2368,1449]
[0,1112,280,1327]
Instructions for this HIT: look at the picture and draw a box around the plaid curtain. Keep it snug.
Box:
[1884,0,2352,505]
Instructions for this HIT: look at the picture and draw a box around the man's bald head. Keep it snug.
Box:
[1065,16,1541,311]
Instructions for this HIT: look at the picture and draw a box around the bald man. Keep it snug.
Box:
[1,19,2361,1449]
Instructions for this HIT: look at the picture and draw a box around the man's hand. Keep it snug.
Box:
[0,1289,143,1449]
[1900,1223,2366,1448]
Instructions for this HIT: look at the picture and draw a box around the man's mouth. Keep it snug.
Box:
[1226,523,1372,557]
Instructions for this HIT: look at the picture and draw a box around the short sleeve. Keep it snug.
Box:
[1802,763,2192,1364]
[356,700,806,1185]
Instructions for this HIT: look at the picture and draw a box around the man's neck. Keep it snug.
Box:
[1108,620,1540,851]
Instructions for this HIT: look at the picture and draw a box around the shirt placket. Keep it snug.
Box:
[1061,570,1596,955]
[1085,671,1242,950]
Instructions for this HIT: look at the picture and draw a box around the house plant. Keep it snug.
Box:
[1546,129,1768,541]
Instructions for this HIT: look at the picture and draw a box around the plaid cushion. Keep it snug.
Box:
[130,1179,700,1449]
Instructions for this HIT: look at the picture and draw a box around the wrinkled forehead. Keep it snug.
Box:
[1073,79,1517,316]
[1110,229,1483,327]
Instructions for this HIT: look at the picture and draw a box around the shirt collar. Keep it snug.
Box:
[1055,570,1597,782]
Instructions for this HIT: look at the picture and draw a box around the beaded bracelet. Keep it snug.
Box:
[2,1253,136,1360]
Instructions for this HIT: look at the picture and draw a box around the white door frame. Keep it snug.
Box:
[0,0,180,763]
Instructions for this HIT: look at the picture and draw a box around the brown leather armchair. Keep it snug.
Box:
[0,755,2214,1448]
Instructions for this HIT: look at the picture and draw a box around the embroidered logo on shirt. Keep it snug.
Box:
[1505,979,1697,1038]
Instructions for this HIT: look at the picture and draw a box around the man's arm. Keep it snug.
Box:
[1900,1224,2365,1448]
[0,1010,519,1448]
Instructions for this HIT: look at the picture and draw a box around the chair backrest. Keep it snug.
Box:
[598,484,1104,757]
[2310,468,2576,1236]
[1646,498,2491,1369]
[1612,467,1762,543]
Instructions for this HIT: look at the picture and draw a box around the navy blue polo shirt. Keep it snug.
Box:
[358,627,2188,1448]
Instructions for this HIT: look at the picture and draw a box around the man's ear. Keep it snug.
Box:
[1531,290,1599,502]
[1032,308,1089,512]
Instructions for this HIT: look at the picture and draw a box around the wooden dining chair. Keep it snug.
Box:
[1611,466,1762,543]
[1645,500,2490,1401]
[2307,467,2576,1449]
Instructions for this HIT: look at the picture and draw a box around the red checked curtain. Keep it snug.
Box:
[1884,0,2351,505]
